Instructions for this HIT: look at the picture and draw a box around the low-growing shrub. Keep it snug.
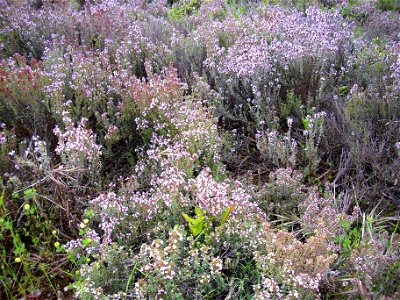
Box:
[0,1,399,299]
[0,56,58,142]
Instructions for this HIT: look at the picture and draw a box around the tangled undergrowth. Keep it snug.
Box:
[0,0,399,299]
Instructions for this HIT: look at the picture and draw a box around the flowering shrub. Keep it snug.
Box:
[0,0,399,298]
[53,112,102,175]
[256,117,298,168]
[0,55,57,140]
[254,168,306,217]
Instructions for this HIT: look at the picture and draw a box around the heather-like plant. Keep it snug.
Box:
[1,0,400,298]
[130,67,223,182]
[298,186,360,240]
[362,10,400,42]
[300,111,326,175]
[256,118,298,168]
[53,112,102,178]
[329,211,400,298]
[254,167,306,218]
[326,38,400,209]
[0,55,58,141]
[253,230,338,299]
[1,0,85,57]
[67,171,261,297]
[201,5,352,112]
[69,169,353,299]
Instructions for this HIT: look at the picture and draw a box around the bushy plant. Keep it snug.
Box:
[254,168,306,217]
[0,0,399,299]
[0,56,58,142]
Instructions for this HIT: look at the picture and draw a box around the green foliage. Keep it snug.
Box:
[182,206,234,239]
[335,219,362,258]
[279,90,303,121]
[338,85,349,97]
[377,0,400,11]
[182,207,210,238]
[168,0,200,20]
[340,0,367,22]
[0,189,69,298]
[332,212,400,298]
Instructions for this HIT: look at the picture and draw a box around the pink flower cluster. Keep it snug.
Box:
[53,112,102,171]
[200,5,351,82]
[189,168,265,219]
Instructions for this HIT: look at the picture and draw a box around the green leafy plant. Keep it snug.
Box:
[182,206,235,239]
[335,219,362,258]
[182,207,210,238]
